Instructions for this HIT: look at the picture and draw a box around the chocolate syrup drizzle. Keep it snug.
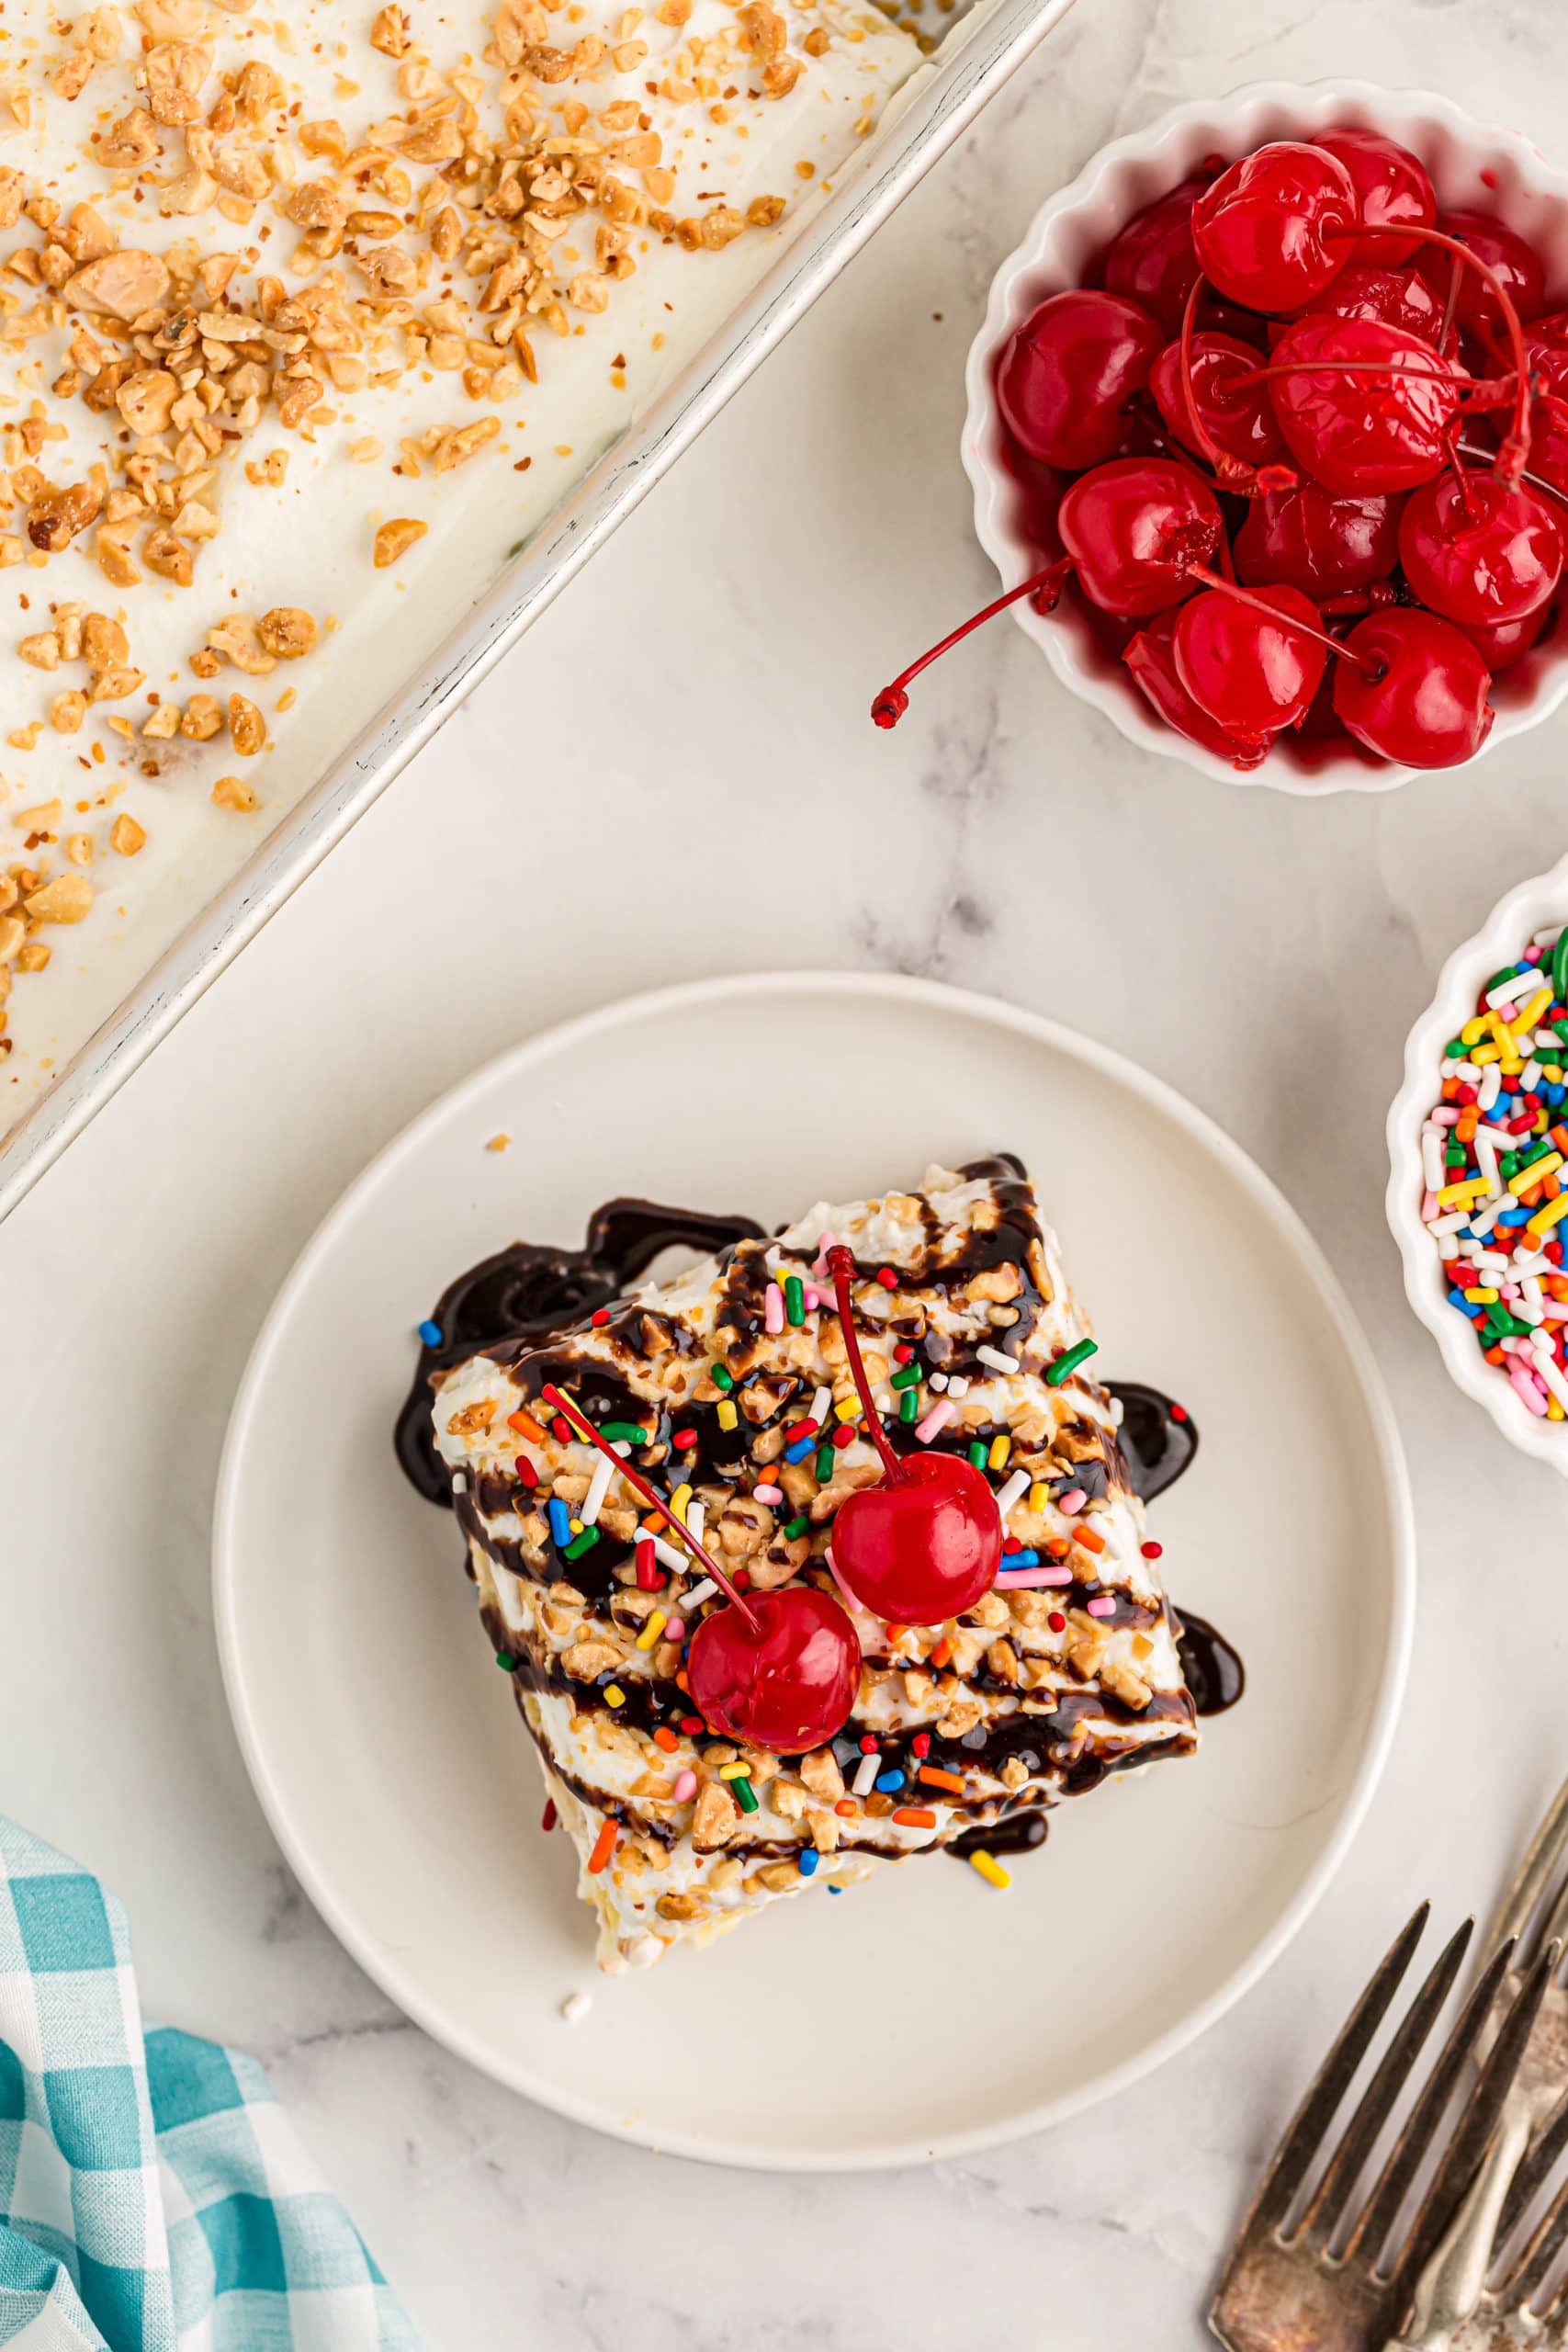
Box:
[395,1167,1244,1863]
[394,1197,765,1505]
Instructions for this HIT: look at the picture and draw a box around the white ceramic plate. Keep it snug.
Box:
[215,972,1414,2170]
[1387,850,1568,1475]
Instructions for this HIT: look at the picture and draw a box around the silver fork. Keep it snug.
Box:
[1433,2074,1568,2345]
[1401,1776,1568,2349]
[1209,1908,1557,2351]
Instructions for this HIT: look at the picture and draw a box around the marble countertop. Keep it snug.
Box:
[6,0,1568,2341]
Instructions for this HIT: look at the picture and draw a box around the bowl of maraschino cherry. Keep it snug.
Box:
[874,84,1568,790]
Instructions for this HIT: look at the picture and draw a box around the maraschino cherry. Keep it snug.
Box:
[1191,141,1357,311]
[1055,456,1223,614]
[1424,209,1546,335]
[1123,608,1269,767]
[997,288,1163,469]
[821,1247,1000,1624]
[1330,607,1495,764]
[1150,331,1290,469]
[1301,258,1444,344]
[870,455,1221,724]
[1459,602,1551,672]
[1332,218,1537,481]
[1259,316,1468,491]
[874,528,1494,771]
[1313,128,1436,265]
[1101,175,1208,334]
[683,1585,863,1753]
[1513,314,1568,486]
[1525,312,1568,401]
[1172,578,1326,741]
[538,1382,861,1752]
[1233,480,1404,595]
[1398,469,1563,625]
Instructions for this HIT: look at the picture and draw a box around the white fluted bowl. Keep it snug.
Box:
[1387,850,1568,1471]
[963,81,1568,794]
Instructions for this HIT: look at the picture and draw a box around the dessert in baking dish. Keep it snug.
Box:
[0,0,922,1130]
[425,1158,1202,1971]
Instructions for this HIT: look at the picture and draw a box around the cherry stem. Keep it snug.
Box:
[1318,580,1402,616]
[1438,251,1465,360]
[538,1381,761,1631]
[1173,274,1291,494]
[1442,424,1483,522]
[1457,436,1568,514]
[1182,561,1381,677]
[1177,273,1235,481]
[871,559,1069,729]
[825,1246,906,1484]
[1232,357,1485,394]
[1323,220,1533,483]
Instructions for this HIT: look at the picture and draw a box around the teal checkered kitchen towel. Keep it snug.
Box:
[0,1816,418,2350]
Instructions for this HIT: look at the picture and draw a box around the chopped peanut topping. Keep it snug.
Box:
[373,516,427,567]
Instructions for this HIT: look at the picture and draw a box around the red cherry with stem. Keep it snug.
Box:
[1299,259,1444,344]
[537,1381,859,1751]
[997,288,1163,470]
[1122,609,1270,769]
[1172,576,1327,742]
[1314,128,1436,266]
[1525,312,1568,400]
[1150,331,1290,468]
[1330,607,1495,765]
[1507,396,1568,496]
[1234,481,1404,595]
[1101,175,1207,335]
[870,458,1222,727]
[1398,469,1563,626]
[822,1247,1000,1624]
[1458,601,1551,673]
[1260,315,1469,492]
[1512,316,1568,489]
[1145,568,1494,772]
[686,1585,863,1752]
[1327,220,1537,482]
[1191,141,1357,312]
[1057,456,1223,615]
[1421,209,1546,337]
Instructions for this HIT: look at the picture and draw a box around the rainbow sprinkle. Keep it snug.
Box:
[967,1851,1011,1892]
[1420,928,1568,1420]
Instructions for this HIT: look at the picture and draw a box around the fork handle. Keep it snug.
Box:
[1382,2097,1534,2351]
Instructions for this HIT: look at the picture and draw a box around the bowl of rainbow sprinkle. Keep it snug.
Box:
[1389,849,1568,1469]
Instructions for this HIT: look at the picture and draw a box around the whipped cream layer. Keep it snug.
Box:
[432,1159,1197,1972]
[0,0,921,1132]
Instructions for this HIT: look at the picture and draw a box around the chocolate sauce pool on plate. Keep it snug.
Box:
[395,1186,1244,1861]
[393,1197,764,1503]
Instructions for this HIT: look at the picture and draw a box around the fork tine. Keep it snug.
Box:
[1498,2082,1568,2245]
[1295,1917,1474,2246]
[1484,1773,1568,1962]
[1240,1903,1430,2241]
[1498,2165,1568,2313]
[1347,1933,1517,2267]
[1387,1938,1559,2303]
[1529,1864,1568,1966]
